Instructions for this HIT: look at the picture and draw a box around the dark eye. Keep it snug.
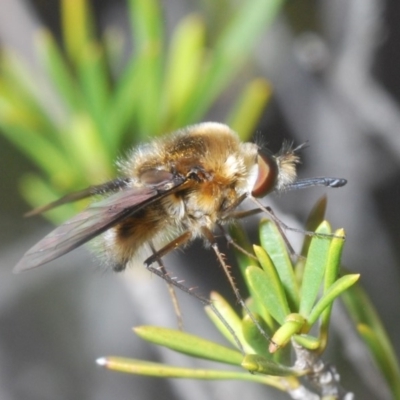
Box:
[251,152,278,197]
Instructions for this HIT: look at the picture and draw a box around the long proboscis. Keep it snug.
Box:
[286,177,347,191]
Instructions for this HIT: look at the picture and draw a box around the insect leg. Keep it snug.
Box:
[217,224,258,261]
[145,231,192,265]
[149,241,184,331]
[144,232,245,354]
[249,197,345,248]
[201,226,275,348]
[224,208,263,220]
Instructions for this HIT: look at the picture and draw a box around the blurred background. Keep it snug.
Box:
[0,0,399,399]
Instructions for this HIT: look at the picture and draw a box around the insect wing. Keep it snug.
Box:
[14,185,172,273]
[25,178,130,217]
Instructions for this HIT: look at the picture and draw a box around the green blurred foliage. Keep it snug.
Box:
[0,0,279,222]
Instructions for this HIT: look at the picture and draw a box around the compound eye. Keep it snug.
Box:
[251,152,278,197]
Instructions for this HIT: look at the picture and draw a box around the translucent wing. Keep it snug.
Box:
[25,178,130,217]
[14,181,184,273]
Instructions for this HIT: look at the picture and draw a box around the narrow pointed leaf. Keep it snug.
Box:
[246,261,290,325]
[128,0,163,135]
[105,57,143,145]
[128,0,161,52]
[229,224,273,326]
[307,274,360,326]
[319,229,346,350]
[358,324,400,395]
[0,123,72,178]
[323,229,346,291]
[134,326,242,366]
[299,221,332,316]
[163,15,205,120]
[205,292,254,354]
[97,357,290,388]
[270,318,305,351]
[300,195,327,257]
[229,223,259,276]
[174,0,284,125]
[241,314,272,360]
[20,174,83,223]
[77,43,111,148]
[228,78,272,142]
[59,115,114,181]
[292,334,320,350]
[61,0,94,65]
[342,284,400,398]
[0,51,63,137]
[259,219,299,308]
[37,30,83,111]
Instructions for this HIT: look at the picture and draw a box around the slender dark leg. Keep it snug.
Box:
[145,232,192,265]
[248,197,345,246]
[201,226,275,347]
[149,241,183,330]
[144,231,245,354]
[217,224,258,260]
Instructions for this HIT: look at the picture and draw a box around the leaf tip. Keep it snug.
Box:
[96,357,107,367]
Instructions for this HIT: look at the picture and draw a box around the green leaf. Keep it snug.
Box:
[105,57,143,146]
[0,122,74,179]
[97,356,291,389]
[0,51,62,139]
[59,114,114,181]
[227,78,272,142]
[307,274,359,326]
[174,0,284,125]
[61,0,94,65]
[299,221,332,316]
[300,195,327,257]
[241,313,272,360]
[319,229,346,350]
[259,219,299,308]
[228,225,258,284]
[205,292,254,354]
[323,229,346,292]
[358,324,400,396]
[128,0,162,52]
[134,326,243,366]
[292,334,320,350]
[246,261,290,325]
[242,354,303,376]
[270,314,306,351]
[37,30,83,112]
[20,174,83,223]
[228,224,259,275]
[77,43,112,150]
[128,0,163,135]
[342,284,400,398]
[162,14,205,123]
[228,224,274,326]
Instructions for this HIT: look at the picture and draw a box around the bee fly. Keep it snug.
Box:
[14,122,346,349]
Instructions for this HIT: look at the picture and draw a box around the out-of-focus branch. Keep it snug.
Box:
[293,341,354,400]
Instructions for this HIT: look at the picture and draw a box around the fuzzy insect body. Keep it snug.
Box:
[14,122,345,273]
